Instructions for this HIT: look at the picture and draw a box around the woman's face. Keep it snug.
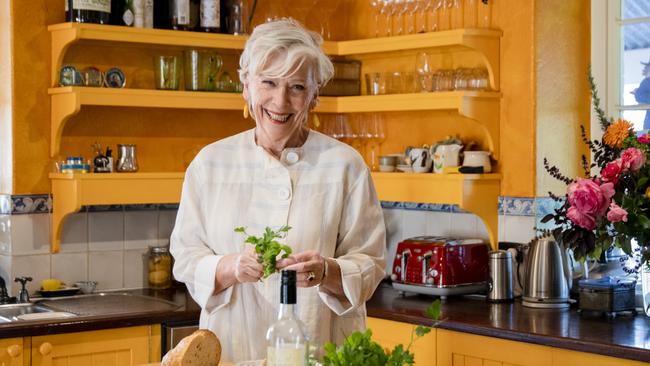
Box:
[244,55,316,142]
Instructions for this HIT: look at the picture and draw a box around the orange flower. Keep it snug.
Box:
[603,119,634,148]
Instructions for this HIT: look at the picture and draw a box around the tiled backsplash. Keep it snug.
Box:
[0,195,542,296]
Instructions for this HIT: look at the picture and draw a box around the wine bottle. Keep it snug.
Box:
[200,0,220,32]
[171,0,191,30]
[154,0,171,29]
[266,270,308,366]
[65,0,111,24]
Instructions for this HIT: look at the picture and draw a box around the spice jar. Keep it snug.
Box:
[146,246,172,289]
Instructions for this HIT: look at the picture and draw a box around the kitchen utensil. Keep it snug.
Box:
[522,237,572,309]
[116,144,139,172]
[390,236,489,296]
[74,280,97,294]
[487,250,514,302]
[463,151,492,173]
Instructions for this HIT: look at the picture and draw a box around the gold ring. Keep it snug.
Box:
[307,271,315,282]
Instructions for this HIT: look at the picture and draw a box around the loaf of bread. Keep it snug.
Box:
[161,329,222,366]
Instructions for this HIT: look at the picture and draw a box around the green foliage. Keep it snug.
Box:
[322,299,441,366]
[234,225,292,278]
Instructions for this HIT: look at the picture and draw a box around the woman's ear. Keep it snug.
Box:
[309,95,320,110]
[242,81,250,100]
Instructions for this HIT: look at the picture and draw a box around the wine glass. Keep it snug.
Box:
[403,0,420,34]
[416,52,434,92]
[415,0,431,33]
[362,114,386,171]
[426,0,442,32]
[370,0,383,37]
[312,0,341,40]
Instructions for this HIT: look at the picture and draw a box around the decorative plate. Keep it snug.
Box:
[36,287,81,298]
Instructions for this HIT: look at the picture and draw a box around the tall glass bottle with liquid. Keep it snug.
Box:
[266,270,308,366]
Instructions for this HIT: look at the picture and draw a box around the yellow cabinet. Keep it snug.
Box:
[552,348,648,366]
[367,317,436,366]
[436,329,552,366]
[0,338,24,366]
[30,325,160,366]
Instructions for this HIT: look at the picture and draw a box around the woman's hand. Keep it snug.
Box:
[277,250,325,287]
[215,248,263,293]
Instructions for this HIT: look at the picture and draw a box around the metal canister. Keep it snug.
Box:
[487,250,514,302]
[146,246,172,289]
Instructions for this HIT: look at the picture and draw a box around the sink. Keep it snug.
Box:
[0,303,76,323]
[39,292,181,316]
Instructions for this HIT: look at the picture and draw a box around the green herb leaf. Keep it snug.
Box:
[234,225,292,279]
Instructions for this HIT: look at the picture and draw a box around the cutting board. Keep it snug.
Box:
[137,362,235,366]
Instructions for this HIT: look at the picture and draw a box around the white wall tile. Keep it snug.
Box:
[476,217,491,241]
[52,252,87,286]
[498,215,506,242]
[382,209,403,276]
[60,212,88,253]
[426,211,452,236]
[449,213,478,238]
[503,216,536,244]
[158,209,178,241]
[123,249,147,289]
[0,255,11,296]
[89,251,123,290]
[89,211,124,251]
[0,215,11,255]
[11,254,51,295]
[125,211,158,249]
[10,214,50,255]
[402,210,428,239]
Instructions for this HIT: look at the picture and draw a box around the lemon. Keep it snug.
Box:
[41,278,62,291]
[148,270,170,285]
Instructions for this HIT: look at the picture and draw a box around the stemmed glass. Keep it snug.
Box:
[282,0,317,25]
[361,114,386,171]
[370,0,383,37]
[416,52,434,92]
[403,0,420,34]
[314,0,341,40]
[426,0,442,32]
[415,0,431,33]
[381,0,398,37]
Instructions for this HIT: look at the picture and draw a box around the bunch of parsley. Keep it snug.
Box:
[234,225,292,279]
[322,300,441,366]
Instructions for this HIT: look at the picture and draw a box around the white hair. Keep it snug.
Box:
[238,18,334,91]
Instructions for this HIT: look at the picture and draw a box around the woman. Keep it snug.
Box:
[170,18,386,363]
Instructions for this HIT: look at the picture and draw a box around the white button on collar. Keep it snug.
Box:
[285,151,299,164]
[277,188,291,200]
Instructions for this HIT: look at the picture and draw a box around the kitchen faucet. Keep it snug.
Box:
[14,276,32,303]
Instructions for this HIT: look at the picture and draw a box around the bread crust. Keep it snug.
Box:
[161,329,222,366]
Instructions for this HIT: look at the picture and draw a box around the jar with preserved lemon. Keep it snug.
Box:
[146,246,172,289]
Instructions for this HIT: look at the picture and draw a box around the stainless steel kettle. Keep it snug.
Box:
[522,237,572,309]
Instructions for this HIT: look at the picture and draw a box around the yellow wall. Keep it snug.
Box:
[9,0,589,198]
[535,0,591,196]
[0,0,12,194]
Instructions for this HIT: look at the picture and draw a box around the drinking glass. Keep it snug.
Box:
[437,0,452,31]
[403,0,419,34]
[450,0,463,29]
[184,50,223,91]
[477,0,492,28]
[314,0,341,40]
[426,0,442,32]
[370,0,383,37]
[464,0,478,28]
[415,0,431,33]
[154,55,181,90]
[362,114,386,171]
[416,52,434,92]
[365,72,387,95]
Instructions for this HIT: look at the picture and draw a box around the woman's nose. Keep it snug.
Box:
[271,86,291,106]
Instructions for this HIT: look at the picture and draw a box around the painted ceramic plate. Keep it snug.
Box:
[36,287,80,297]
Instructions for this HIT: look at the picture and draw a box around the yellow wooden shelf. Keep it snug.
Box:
[372,172,501,249]
[49,172,184,253]
[48,87,499,157]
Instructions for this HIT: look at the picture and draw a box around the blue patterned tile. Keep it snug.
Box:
[87,204,123,212]
[535,196,565,231]
[11,195,51,214]
[159,203,180,210]
[124,204,158,211]
[501,196,535,216]
[450,205,466,213]
[380,201,401,209]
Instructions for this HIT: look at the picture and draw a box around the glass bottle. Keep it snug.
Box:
[65,0,111,24]
[154,0,171,28]
[171,0,191,30]
[146,246,173,289]
[200,0,220,32]
[266,270,308,366]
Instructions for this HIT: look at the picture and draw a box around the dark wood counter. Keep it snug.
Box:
[0,286,201,338]
[367,283,650,363]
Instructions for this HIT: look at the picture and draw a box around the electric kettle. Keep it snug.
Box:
[522,237,572,309]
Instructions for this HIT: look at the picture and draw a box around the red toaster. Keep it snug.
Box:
[390,236,489,296]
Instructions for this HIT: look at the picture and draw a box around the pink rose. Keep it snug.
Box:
[567,178,615,219]
[601,159,622,185]
[620,148,646,172]
[567,206,597,230]
[638,134,650,144]
[606,201,628,223]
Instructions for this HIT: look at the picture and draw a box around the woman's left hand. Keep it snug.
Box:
[276,250,325,287]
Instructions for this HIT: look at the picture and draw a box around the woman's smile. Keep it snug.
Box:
[263,108,293,124]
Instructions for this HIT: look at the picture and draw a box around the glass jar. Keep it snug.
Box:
[146,246,172,289]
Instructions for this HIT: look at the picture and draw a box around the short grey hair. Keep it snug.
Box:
[238,18,334,90]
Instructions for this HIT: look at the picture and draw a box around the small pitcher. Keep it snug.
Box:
[431,143,463,173]
[405,146,432,173]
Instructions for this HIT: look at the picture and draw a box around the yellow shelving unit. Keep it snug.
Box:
[50,173,183,252]
[48,23,502,252]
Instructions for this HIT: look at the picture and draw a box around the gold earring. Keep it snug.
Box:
[243,104,249,119]
[313,114,320,128]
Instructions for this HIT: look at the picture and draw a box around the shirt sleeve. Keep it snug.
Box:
[635,78,650,104]
[170,159,233,313]
[318,168,387,315]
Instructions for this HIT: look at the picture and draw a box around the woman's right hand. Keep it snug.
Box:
[232,247,264,283]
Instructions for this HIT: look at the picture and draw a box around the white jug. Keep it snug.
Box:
[431,144,463,173]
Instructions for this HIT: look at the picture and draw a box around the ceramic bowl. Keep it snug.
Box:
[378,155,398,166]
[396,164,413,173]
[379,165,396,172]
[75,280,97,294]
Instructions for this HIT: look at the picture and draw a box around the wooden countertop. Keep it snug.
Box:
[367,282,650,363]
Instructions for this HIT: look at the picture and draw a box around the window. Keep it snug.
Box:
[593,0,650,133]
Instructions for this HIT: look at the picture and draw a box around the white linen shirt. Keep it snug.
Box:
[170,128,386,363]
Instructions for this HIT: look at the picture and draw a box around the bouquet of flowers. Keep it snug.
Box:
[542,72,650,269]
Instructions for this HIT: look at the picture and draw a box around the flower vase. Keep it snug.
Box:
[642,264,650,317]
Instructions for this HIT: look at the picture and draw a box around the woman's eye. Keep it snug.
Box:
[261,80,276,87]
[291,84,306,91]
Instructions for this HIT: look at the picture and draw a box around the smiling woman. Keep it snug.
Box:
[170,18,387,364]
